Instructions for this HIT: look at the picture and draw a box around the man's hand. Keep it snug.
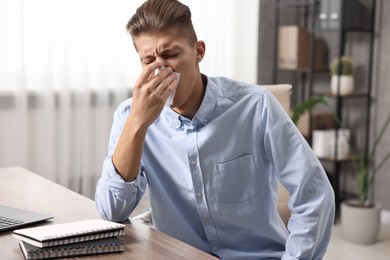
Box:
[111,63,179,182]
[130,63,179,129]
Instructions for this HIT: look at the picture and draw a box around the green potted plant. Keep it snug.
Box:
[290,96,328,125]
[330,55,354,95]
[341,114,390,244]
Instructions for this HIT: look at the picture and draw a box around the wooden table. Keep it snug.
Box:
[0,167,217,259]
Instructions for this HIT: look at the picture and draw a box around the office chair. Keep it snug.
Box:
[262,84,292,226]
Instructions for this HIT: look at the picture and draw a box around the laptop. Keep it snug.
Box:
[0,205,54,232]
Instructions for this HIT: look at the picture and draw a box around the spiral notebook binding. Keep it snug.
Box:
[44,229,125,247]
[20,237,124,259]
[42,224,124,241]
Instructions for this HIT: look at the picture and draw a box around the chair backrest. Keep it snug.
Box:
[262,84,292,113]
[261,84,292,226]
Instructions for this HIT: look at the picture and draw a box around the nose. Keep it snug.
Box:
[155,57,169,68]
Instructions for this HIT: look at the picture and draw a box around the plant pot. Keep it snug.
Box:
[340,199,381,244]
[330,75,354,95]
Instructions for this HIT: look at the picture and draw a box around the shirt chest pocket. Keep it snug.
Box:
[216,154,259,202]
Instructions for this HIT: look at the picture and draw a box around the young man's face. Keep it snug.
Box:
[133,27,205,108]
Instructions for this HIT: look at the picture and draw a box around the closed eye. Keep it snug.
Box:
[161,53,179,60]
[140,51,180,65]
[141,57,155,65]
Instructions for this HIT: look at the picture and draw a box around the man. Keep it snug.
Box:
[95,0,335,259]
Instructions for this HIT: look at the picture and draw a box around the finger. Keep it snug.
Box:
[157,72,178,92]
[135,62,165,87]
[157,73,179,100]
[145,67,174,94]
[150,66,173,83]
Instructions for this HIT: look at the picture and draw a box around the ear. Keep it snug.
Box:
[195,41,206,63]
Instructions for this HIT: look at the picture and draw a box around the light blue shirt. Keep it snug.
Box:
[95,76,335,260]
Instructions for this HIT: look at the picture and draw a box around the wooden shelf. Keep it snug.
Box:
[318,154,361,163]
[277,67,329,73]
[277,0,318,8]
[314,91,370,98]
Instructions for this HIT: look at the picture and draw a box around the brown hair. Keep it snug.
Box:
[126,0,198,44]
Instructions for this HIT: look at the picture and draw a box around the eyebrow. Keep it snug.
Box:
[140,45,182,62]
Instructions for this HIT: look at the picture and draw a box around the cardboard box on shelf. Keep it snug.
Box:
[297,111,336,137]
[278,26,326,70]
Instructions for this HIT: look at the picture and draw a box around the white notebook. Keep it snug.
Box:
[13,219,125,248]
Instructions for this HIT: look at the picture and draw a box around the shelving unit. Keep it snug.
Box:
[272,0,376,211]
[272,0,320,108]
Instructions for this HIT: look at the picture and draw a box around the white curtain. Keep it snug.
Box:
[187,0,259,82]
[0,0,259,199]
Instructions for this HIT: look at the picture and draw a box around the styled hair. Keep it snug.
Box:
[126,0,198,44]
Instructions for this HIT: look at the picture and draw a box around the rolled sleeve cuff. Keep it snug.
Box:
[96,156,147,222]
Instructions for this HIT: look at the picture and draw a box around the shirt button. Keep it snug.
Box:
[191,160,197,166]
[196,192,202,197]
[213,246,218,251]
[175,121,181,127]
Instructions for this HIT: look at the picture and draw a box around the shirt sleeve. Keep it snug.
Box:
[95,101,147,222]
[261,91,335,260]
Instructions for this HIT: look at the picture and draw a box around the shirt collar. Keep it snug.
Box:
[163,74,218,127]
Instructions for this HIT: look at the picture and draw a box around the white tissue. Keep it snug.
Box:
[154,66,180,106]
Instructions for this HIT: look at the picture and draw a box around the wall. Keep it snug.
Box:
[372,0,390,210]
[258,0,390,210]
